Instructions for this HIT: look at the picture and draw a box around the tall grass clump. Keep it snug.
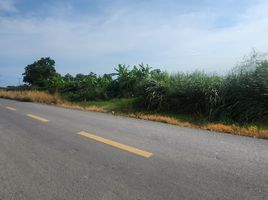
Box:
[140,52,268,124]
[141,70,170,110]
[168,72,223,120]
[140,71,224,119]
[219,57,268,123]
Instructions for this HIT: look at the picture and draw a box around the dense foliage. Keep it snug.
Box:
[21,54,268,124]
[23,57,58,87]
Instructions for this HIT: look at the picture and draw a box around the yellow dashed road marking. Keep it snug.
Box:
[27,114,49,123]
[78,131,153,158]
[6,106,16,111]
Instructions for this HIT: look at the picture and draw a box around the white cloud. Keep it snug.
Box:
[0,0,268,77]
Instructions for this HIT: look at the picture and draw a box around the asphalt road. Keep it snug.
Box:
[0,98,268,200]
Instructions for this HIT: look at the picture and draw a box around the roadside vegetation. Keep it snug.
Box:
[1,52,268,138]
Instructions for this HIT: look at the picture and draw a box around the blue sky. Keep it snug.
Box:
[1,0,268,86]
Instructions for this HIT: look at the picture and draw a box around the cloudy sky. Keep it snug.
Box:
[0,0,268,86]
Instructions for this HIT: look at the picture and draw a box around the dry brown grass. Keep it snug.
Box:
[127,113,196,128]
[59,103,106,113]
[0,90,60,104]
[1,89,267,139]
[126,113,268,139]
[0,90,106,113]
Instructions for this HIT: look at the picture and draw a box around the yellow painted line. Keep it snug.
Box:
[27,114,49,123]
[78,131,153,158]
[6,106,16,111]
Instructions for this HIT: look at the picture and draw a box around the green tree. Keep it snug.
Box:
[22,57,57,87]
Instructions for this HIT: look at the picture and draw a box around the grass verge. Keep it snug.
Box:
[0,89,267,139]
[0,90,105,113]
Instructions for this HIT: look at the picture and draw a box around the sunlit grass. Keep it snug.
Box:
[0,90,60,104]
[0,89,267,139]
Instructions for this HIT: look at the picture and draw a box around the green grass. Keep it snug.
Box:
[78,97,268,130]
[78,98,137,112]
[78,98,206,124]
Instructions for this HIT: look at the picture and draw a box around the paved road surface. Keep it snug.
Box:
[0,98,267,200]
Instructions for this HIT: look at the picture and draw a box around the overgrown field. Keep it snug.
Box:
[0,90,267,139]
[1,52,268,138]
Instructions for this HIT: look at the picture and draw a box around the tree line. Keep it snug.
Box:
[20,54,268,124]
